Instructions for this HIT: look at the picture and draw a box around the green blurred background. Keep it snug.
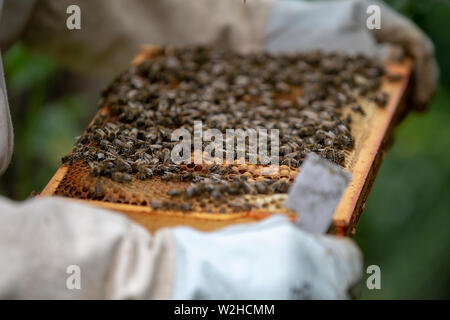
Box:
[0,0,448,299]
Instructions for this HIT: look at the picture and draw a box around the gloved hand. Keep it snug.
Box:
[264,0,438,111]
[371,0,439,111]
[172,214,362,299]
[0,196,362,299]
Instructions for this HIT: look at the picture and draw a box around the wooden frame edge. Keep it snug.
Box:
[39,47,412,236]
[333,61,412,236]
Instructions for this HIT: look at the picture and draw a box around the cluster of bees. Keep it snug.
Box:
[62,46,390,212]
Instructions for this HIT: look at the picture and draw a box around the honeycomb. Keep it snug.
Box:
[54,160,293,214]
[53,101,353,214]
[53,46,392,215]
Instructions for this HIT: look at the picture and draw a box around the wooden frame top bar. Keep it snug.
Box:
[41,47,412,236]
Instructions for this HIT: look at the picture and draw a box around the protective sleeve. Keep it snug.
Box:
[0,196,175,299]
[5,0,275,78]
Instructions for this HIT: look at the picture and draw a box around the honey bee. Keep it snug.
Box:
[62,46,388,212]
[111,172,132,183]
[95,177,104,198]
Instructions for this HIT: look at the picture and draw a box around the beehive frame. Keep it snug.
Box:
[40,46,412,236]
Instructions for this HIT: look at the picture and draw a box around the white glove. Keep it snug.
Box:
[172,215,362,299]
[370,0,439,111]
[265,0,438,111]
[0,196,174,299]
[0,196,362,299]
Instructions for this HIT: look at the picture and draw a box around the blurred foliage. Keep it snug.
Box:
[354,0,450,299]
[0,0,448,299]
[356,86,450,299]
[0,44,96,199]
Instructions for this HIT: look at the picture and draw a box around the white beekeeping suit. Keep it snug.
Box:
[0,0,437,299]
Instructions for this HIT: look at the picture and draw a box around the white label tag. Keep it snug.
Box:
[285,153,351,234]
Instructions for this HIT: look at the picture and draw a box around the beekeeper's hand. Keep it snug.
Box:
[0,196,362,299]
[264,0,438,111]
